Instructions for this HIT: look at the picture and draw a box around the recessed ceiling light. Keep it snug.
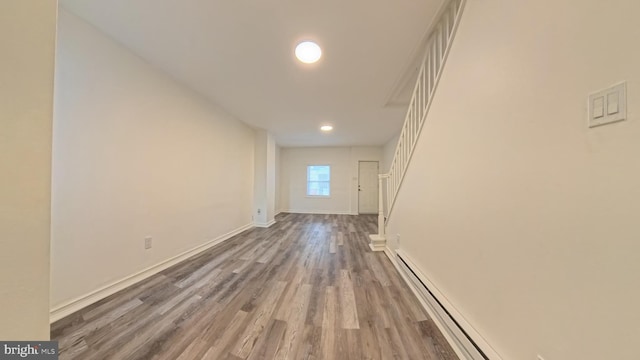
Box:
[295,41,322,64]
[320,125,333,132]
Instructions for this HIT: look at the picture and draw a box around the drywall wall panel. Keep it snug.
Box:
[0,0,57,340]
[386,1,640,359]
[52,10,254,311]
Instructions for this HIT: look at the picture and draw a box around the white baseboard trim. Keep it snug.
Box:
[281,209,355,215]
[392,249,502,360]
[254,219,276,228]
[49,222,254,323]
[383,245,395,261]
[383,249,471,359]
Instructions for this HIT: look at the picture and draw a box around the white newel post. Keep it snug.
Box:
[369,173,388,251]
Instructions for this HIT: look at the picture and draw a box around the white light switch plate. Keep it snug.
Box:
[588,82,626,128]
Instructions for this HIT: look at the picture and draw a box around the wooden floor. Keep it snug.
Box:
[51,213,458,360]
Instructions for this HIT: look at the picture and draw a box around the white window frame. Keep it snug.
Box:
[306,165,331,198]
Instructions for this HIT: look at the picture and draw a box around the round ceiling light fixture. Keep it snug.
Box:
[320,125,333,132]
[295,41,322,64]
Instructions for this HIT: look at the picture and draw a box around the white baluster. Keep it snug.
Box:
[383,0,466,221]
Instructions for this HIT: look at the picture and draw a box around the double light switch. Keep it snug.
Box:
[589,82,626,127]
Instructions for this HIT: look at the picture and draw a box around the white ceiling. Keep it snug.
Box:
[61,0,444,147]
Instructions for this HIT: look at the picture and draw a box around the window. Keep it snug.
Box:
[307,165,330,197]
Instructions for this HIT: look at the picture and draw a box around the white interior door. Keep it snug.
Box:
[358,161,379,214]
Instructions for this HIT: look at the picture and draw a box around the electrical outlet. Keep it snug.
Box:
[257,209,261,214]
[144,236,152,250]
[396,234,401,244]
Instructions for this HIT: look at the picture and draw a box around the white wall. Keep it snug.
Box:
[280,147,350,214]
[386,1,640,359]
[279,146,382,214]
[275,145,282,214]
[253,130,276,226]
[52,10,255,314]
[0,0,57,340]
[266,134,276,222]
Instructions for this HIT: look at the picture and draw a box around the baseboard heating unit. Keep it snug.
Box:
[396,252,490,360]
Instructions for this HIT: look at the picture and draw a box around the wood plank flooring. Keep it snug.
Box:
[51,213,458,360]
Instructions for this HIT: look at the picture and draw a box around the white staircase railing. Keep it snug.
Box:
[370,0,465,251]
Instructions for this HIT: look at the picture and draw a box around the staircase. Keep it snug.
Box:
[369,0,466,251]
[366,2,497,359]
